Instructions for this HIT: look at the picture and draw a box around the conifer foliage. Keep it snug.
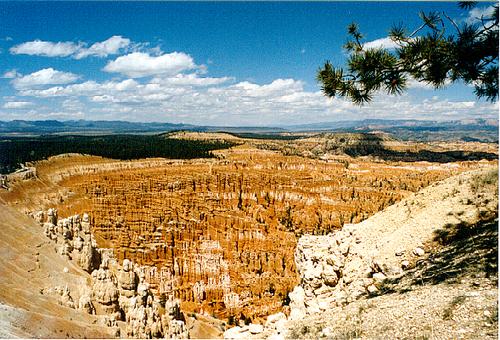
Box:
[317,2,498,104]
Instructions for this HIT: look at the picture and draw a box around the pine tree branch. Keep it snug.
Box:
[443,12,460,33]
[409,22,427,37]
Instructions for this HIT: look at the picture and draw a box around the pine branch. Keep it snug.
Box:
[409,22,427,37]
[443,12,460,33]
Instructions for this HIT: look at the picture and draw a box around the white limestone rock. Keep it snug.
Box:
[265,312,286,329]
[224,326,243,339]
[248,323,264,334]
[78,242,101,273]
[414,247,425,256]
[372,272,387,283]
[401,260,410,269]
[118,259,138,297]
[91,267,119,314]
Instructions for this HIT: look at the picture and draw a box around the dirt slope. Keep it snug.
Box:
[286,216,498,339]
[347,166,498,275]
[0,200,114,338]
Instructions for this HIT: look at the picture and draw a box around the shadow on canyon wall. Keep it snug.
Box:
[339,133,497,163]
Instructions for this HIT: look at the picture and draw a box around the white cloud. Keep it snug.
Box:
[364,37,399,50]
[406,78,434,90]
[7,46,497,125]
[10,40,81,57]
[218,78,304,98]
[2,69,20,79]
[103,52,197,78]
[18,79,141,98]
[10,36,131,59]
[151,73,233,87]
[12,68,79,89]
[3,101,33,109]
[74,36,130,59]
[466,5,496,24]
[406,77,452,90]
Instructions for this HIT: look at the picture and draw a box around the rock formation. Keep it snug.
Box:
[2,141,495,338]
[48,150,467,319]
[57,285,75,309]
[226,167,498,339]
[34,210,102,273]
[118,259,138,297]
[30,208,190,339]
[91,260,120,315]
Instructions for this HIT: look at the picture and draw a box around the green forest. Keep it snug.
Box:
[0,134,236,173]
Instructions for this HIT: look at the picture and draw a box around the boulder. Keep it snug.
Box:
[265,312,286,329]
[248,323,264,334]
[223,326,243,339]
[414,247,425,256]
[366,284,378,294]
[401,260,410,269]
[372,272,387,283]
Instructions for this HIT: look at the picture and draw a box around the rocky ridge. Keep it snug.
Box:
[224,166,498,339]
[26,208,190,338]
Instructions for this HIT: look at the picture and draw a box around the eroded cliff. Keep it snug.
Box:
[0,139,496,326]
[233,166,498,339]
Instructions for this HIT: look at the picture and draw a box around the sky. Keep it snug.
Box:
[0,1,498,126]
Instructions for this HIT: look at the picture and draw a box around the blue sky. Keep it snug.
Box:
[0,1,497,126]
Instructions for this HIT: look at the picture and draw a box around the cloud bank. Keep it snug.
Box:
[2,36,498,125]
[13,72,497,125]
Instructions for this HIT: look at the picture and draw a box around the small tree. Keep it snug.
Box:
[317,1,498,104]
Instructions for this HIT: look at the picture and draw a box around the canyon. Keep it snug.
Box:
[249,166,498,339]
[0,133,497,338]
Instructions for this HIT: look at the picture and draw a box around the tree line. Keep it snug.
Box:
[0,134,236,174]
